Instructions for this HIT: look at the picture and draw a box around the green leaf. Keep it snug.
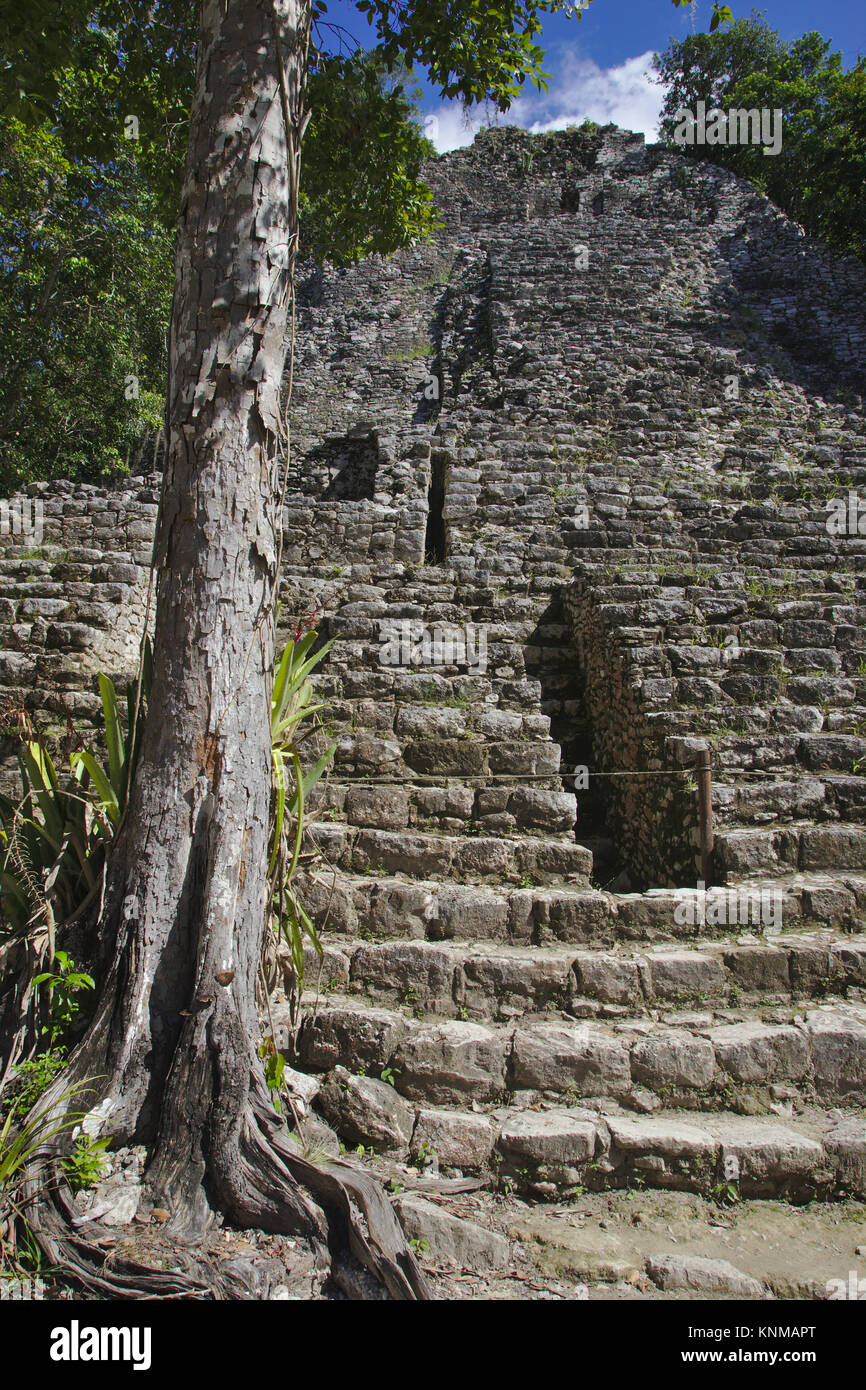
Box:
[70,750,120,825]
[97,673,124,796]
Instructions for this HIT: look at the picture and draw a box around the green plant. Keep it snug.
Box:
[0,644,152,941]
[0,1078,97,1274]
[61,1135,110,1192]
[266,626,336,1000]
[2,1052,67,1121]
[380,1066,400,1087]
[711,1179,742,1207]
[31,953,94,1049]
[414,1139,437,1167]
[408,1237,430,1256]
[257,1037,287,1117]
[70,653,153,831]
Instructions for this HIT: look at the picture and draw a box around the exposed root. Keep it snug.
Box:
[19,1081,431,1300]
[248,1095,430,1300]
[18,1170,221,1298]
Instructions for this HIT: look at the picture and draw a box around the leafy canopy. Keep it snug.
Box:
[654,11,866,263]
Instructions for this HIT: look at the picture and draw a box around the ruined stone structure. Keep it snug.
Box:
[2,126,865,1216]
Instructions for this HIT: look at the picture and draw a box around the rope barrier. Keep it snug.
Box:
[306,767,860,785]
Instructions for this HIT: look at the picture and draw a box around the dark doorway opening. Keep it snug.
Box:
[316,433,379,501]
[425,453,447,563]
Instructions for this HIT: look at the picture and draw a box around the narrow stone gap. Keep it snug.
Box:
[424,453,448,563]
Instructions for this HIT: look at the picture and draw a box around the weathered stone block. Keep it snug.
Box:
[806,1010,866,1102]
[645,950,726,1002]
[296,1006,408,1073]
[392,1195,510,1270]
[572,951,641,1006]
[708,1022,810,1085]
[630,1030,716,1091]
[350,941,455,1010]
[393,1021,508,1104]
[721,945,790,995]
[512,1022,632,1096]
[412,1108,497,1169]
[317,1067,414,1154]
[498,1111,597,1166]
[647,1255,763,1297]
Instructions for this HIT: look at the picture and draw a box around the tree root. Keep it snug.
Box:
[20,1084,431,1301]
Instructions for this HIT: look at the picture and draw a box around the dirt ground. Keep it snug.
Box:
[398,1182,866,1301]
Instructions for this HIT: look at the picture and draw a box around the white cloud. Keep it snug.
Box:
[424,49,666,153]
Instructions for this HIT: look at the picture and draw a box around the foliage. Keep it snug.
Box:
[267,626,336,999]
[0,73,173,490]
[0,3,194,216]
[31,953,94,1049]
[655,13,866,263]
[671,0,733,34]
[0,644,151,943]
[302,53,438,265]
[0,1089,85,1190]
[257,1037,287,1117]
[256,624,337,1111]
[0,1052,66,1122]
[61,1134,110,1191]
[0,1076,96,1274]
[0,740,100,941]
[354,0,580,108]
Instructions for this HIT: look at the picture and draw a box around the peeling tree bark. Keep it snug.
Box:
[22,0,429,1300]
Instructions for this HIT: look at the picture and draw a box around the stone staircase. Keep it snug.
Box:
[1,125,864,1232]
[266,126,866,1213]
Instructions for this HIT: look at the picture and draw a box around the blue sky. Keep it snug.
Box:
[319,1,866,149]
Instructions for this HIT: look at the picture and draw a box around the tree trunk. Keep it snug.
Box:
[23,0,428,1300]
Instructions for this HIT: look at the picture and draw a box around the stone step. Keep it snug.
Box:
[294,864,866,946]
[323,635,578,680]
[287,930,866,1023]
[715,823,866,878]
[327,727,564,784]
[714,773,866,826]
[319,698,554,744]
[308,780,577,837]
[291,995,866,1115]
[315,666,546,712]
[299,1073,865,1203]
[303,821,592,885]
[665,725,866,762]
